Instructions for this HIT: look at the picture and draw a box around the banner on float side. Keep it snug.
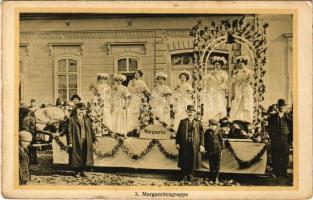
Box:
[139,124,171,140]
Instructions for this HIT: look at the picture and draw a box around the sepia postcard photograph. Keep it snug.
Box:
[1,1,312,199]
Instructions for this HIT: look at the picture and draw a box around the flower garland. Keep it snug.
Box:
[53,132,179,161]
[190,16,269,137]
[156,141,178,160]
[53,135,68,151]
[224,140,268,169]
[121,139,157,160]
[93,137,124,158]
[154,116,176,133]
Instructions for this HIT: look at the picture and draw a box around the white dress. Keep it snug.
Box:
[173,82,193,131]
[94,84,112,130]
[202,70,228,122]
[127,79,150,132]
[111,84,131,135]
[229,68,254,123]
[151,84,172,126]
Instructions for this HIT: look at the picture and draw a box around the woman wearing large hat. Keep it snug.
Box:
[127,70,150,132]
[111,73,131,136]
[173,70,193,131]
[229,56,254,123]
[202,56,229,123]
[151,72,172,126]
[91,73,112,132]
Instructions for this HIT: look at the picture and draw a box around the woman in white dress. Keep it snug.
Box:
[92,73,112,131]
[127,70,150,132]
[202,56,228,123]
[151,72,172,126]
[111,73,131,136]
[229,56,254,123]
[173,70,193,131]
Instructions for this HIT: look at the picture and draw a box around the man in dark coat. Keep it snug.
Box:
[66,102,97,178]
[267,99,293,177]
[176,105,205,181]
[204,119,224,183]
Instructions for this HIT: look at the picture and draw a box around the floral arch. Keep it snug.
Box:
[190,15,269,135]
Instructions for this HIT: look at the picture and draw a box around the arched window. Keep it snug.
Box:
[115,56,140,86]
[54,55,80,102]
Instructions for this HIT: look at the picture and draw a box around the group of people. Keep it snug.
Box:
[90,55,254,137]
[18,54,292,184]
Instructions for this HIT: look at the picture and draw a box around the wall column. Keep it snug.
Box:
[283,33,293,107]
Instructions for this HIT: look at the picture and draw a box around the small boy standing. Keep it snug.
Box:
[19,130,33,185]
[204,119,224,183]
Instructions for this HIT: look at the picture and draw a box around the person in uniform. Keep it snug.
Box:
[267,99,293,177]
[66,102,97,178]
[19,130,33,185]
[175,105,205,181]
[204,119,224,183]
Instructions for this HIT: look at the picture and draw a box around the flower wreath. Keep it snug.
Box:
[211,56,227,65]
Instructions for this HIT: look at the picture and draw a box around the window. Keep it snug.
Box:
[116,57,139,73]
[55,56,80,102]
[115,57,140,86]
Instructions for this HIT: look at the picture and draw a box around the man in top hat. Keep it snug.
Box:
[204,119,224,183]
[267,99,293,177]
[66,102,97,178]
[176,105,205,181]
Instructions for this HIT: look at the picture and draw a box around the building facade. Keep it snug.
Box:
[19,14,293,108]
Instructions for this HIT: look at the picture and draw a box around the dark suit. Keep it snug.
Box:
[66,115,96,171]
[267,111,293,176]
[176,118,204,179]
[204,127,224,181]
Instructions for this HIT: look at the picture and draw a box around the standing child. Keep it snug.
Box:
[19,130,33,185]
[204,119,224,183]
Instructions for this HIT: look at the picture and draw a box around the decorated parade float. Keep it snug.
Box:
[36,16,270,174]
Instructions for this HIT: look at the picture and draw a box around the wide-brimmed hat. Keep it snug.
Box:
[19,130,33,142]
[178,70,191,81]
[120,74,127,81]
[277,99,287,107]
[186,105,196,112]
[211,56,227,65]
[155,72,168,80]
[75,102,87,110]
[113,73,126,81]
[235,56,249,64]
[70,94,81,101]
[97,73,109,79]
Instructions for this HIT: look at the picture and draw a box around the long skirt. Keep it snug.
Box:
[112,108,128,135]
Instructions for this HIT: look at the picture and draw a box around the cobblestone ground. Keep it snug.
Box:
[28,150,293,186]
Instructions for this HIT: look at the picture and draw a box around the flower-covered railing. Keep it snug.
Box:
[190,15,269,136]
